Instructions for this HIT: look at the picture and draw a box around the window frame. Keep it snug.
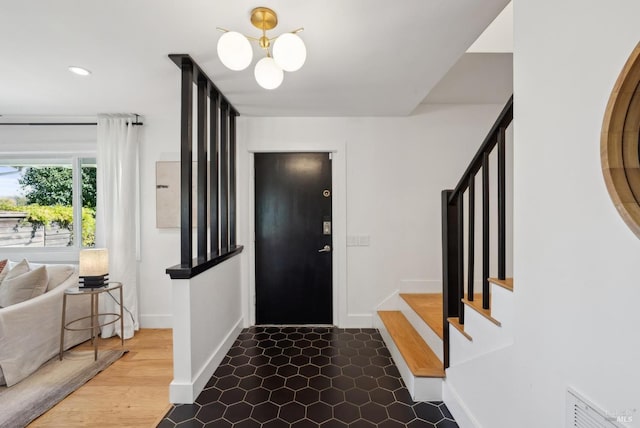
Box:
[0,154,96,263]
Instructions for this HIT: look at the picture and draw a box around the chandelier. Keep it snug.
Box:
[217,7,306,90]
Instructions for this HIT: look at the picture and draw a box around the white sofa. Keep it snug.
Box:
[0,263,92,386]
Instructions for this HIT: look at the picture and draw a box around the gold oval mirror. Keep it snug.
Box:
[601,42,640,238]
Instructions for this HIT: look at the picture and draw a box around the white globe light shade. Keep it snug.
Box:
[273,33,307,72]
[254,57,284,89]
[217,31,253,71]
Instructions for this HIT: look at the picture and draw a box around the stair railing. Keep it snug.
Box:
[441,95,513,368]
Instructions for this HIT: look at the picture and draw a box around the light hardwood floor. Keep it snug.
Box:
[30,329,173,428]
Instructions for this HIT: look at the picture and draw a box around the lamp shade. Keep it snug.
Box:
[217,31,253,71]
[79,248,109,276]
[254,57,284,89]
[273,33,306,72]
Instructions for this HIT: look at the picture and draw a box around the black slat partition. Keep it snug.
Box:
[220,101,229,254]
[229,112,237,248]
[167,54,243,279]
[179,61,193,266]
[197,77,208,259]
[441,95,513,367]
[210,93,220,254]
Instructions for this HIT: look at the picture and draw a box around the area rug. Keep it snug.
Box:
[0,349,127,428]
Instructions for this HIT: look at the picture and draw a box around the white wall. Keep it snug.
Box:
[447,1,640,427]
[0,125,96,155]
[513,0,640,424]
[137,104,181,328]
[169,255,243,403]
[237,104,504,327]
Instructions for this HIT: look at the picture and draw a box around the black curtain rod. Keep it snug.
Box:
[0,121,143,126]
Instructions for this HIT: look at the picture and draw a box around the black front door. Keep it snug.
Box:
[255,152,332,324]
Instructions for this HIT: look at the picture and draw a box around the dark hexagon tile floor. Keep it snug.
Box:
[158,327,458,427]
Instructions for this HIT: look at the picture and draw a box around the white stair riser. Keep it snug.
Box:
[374,313,443,401]
[398,297,444,362]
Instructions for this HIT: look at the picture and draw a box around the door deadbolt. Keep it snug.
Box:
[323,189,331,197]
[323,221,331,235]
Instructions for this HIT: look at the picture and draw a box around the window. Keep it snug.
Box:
[0,157,96,248]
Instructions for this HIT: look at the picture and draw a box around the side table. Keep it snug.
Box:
[59,282,124,361]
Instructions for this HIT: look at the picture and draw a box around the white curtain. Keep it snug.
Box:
[95,114,140,339]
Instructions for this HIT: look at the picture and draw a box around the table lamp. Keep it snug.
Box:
[79,248,109,288]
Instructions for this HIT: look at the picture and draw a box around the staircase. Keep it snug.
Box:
[374,293,444,401]
[374,278,514,404]
[374,96,515,415]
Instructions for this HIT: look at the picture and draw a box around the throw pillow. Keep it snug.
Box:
[0,265,49,307]
[0,259,29,284]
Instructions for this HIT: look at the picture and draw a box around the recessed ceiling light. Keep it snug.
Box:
[68,66,91,76]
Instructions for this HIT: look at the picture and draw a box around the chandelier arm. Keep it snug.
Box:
[216,27,229,32]
[268,28,306,41]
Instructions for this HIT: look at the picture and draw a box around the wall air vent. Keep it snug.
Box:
[566,387,629,428]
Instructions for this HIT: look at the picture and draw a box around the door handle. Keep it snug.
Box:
[318,245,331,253]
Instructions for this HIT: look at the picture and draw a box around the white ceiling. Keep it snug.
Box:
[0,0,511,118]
[422,53,513,105]
[467,2,513,53]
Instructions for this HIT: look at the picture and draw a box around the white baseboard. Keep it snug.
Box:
[139,314,172,328]
[443,380,482,428]
[413,377,444,402]
[168,381,194,405]
[170,317,244,404]
[342,313,373,328]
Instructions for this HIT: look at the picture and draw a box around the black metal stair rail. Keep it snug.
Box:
[166,54,243,279]
[441,95,513,368]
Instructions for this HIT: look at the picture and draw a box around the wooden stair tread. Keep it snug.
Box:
[399,293,444,340]
[447,317,472,341]
[377,311,445,378]
[462,294,501,326]
[488,277,514,292]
